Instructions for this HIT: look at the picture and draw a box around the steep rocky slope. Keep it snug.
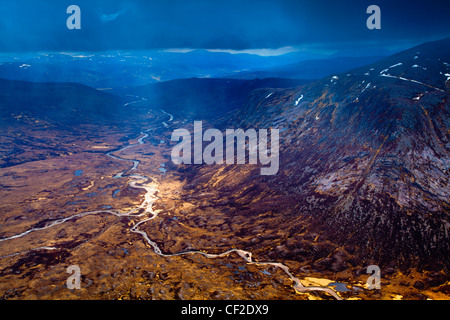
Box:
[182,38,450,270]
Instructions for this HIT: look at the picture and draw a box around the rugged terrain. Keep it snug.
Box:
[0,39,449,300]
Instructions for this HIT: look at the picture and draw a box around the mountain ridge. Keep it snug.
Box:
[221,56,386,80]
[184,37,450,269]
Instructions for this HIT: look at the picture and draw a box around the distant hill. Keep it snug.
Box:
[0,78,123,125]
[0,78,132,168]
[118,77,311,119]
[222,56,386,80]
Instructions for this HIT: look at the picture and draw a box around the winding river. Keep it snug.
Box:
[0,109,342,300]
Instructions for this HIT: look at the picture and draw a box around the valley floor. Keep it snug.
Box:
[0,111,448,300]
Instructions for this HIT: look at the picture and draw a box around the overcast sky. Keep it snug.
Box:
[0,0,449,53]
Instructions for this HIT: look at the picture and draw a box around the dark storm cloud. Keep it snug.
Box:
[0,0,449,52]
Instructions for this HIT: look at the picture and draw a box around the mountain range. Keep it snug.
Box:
[192,38,450,269]
[0,38,449,299]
